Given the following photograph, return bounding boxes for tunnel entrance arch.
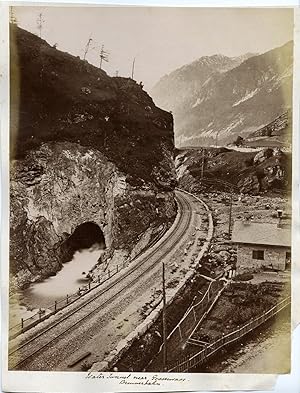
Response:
[63,222,106,262]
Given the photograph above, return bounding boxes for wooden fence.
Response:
[168,296,291,372]
[146,278,226,370]
[166,279,225,345]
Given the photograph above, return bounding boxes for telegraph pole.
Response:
[162,262,167,371]
[201,149,205,179]
[228,187,233,235]
[201,178,235,236]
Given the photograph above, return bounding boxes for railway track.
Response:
[9,190,196,370]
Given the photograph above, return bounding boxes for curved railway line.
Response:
[9,190,198,370]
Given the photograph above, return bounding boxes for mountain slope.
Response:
[239,110,292,149]
[152,42,292,147]
[151,53,254,115]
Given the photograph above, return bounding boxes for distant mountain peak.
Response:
[152,42,292,148]
[151,51,255,113]
[233,52,258,61]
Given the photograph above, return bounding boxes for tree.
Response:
[36,13,45,38]
[9,7,18,24]
[131,57,135,79]
[99,45,109,69]
[83,36,93,60]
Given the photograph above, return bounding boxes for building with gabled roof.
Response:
[232,220,291,272]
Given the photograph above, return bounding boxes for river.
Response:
[10,245,104,324]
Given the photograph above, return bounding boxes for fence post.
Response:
[55,301,57,312]
[193,308,197,323]
[21,318,24,329]
[66,294,69,305]
[116,265,119,273]
[108,270,110,278]
[89,280,91,290]
[98,275,101,284]
[39,308,42,320]
[178,325,183,340]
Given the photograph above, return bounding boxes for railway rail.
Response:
[9,190,197,370]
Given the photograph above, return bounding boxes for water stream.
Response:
[10,245,104,323]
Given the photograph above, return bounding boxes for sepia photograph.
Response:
[2,3,296,387]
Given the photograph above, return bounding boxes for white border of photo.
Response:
[1,2,299,393]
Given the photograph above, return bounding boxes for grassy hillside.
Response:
[10,25,174,187]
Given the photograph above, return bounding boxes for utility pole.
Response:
[203,178,235,236]
[162,262,167,371]
[131,57,136,80]
[115,70,119,77]
[201,149,205,179]
[228,187,233,235]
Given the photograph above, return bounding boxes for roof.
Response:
[232,220,291,247]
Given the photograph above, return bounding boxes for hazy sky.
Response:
[14,6,293,91]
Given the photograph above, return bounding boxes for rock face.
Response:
[151,54,254,115]
[152,42,292,147]
[10,26,177,289]
[176,147,290,195]
[241,111,292,150]
[253,148,274,164]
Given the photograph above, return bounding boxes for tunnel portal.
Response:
[66,222,106,253]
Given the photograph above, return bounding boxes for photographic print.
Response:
[4,3,294,385]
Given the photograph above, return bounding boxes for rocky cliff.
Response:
[176,147,291,195]
[10,26,177,289]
